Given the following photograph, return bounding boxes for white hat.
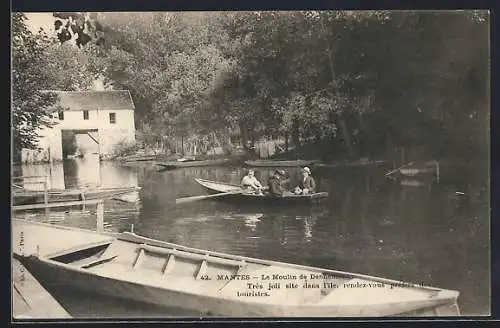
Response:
[303,167,311,174]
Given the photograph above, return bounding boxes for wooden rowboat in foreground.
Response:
[12,186,141,206]
[16,230,460,317]
[194,178,328,205]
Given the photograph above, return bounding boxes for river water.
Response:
[11,154,490,318]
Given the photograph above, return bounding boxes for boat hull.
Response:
[195,178,328,206]
[399,167,436,177]
[315,160,387,169]
[13,225,460,318]
[156,159,235,170]
[121,155,158,162]
[244,160,317,167]
[18,254,460,317]
[12,187,140,206]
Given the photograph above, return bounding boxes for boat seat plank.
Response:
[163,255,175,276]
[81,255,118,269]
[140,244,244,268]
[133,249,145,270]
[195,260,208,280]
[94,240,137,266]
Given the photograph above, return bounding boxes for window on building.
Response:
[58,110,64,120]
[83,110,89,120]
[109,112,116,124]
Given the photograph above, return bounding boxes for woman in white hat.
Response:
[294,166,316,195]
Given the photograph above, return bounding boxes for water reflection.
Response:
[16,154,139,190]
[19,163,65,190]
[11,160,490,316]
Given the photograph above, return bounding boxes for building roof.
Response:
[42,90,135,111]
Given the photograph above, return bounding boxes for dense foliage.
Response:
[12,13,98,157]
[13,10,489,163]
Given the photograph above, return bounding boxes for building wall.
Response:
[56,108,136,155]
[51,108,134,132]
[21,108,135,163]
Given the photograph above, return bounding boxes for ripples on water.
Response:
[12,157,490,317]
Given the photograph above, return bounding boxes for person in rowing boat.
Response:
[268,169,292,197]
[294,166,316,195]
[240,169,263,194]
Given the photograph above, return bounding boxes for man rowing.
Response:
[240,169,263,194]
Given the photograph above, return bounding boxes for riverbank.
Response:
[13,258,71,319]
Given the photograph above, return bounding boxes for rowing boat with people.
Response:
[15,228,461,317]
[192,178,328,205]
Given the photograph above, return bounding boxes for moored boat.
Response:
[315,159,387,169]
[12,186,141,206]
[194,178,328,205]
[244,160,318,167]
[120,154,158,162]
[399,167,437,177]
[16,230,461,317]
[155,159,235,170]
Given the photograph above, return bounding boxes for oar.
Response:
[385,161,414,176]
[176,190,242,204]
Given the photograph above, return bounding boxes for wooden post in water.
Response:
[436,161,440,183]
[96,201,104,232]
[43,177,49,217]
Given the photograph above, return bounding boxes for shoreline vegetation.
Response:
[12,12,488,176]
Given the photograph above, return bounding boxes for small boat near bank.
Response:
[315,159,387,169]
[119,154,158,162]
[155,158,237,170]
[16,229,460,317]
[399,161,439,178]
[244,160,318,167]
[194,178,328,205]
[12,186,141,206]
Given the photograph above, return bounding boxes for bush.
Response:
[110,140,140,158]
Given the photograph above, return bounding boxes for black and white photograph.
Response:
[11,10,490,319]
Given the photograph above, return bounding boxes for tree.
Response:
[12,13,60,155]
[86,12,234,145]
[12,13,102,159]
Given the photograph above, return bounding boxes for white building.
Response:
[21,90,136,163]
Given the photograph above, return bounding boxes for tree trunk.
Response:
[320,16,354,159]
[356,113,367,158]
[292,119,300,159]
[339,117,354,159]
[181,135,184,156]
[292,119,300,148]
[239,120,248,150]
[284,132,289,152]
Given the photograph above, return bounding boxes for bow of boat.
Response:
[18,229,460,317]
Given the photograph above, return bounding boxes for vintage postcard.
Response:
[11,10,490,320]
